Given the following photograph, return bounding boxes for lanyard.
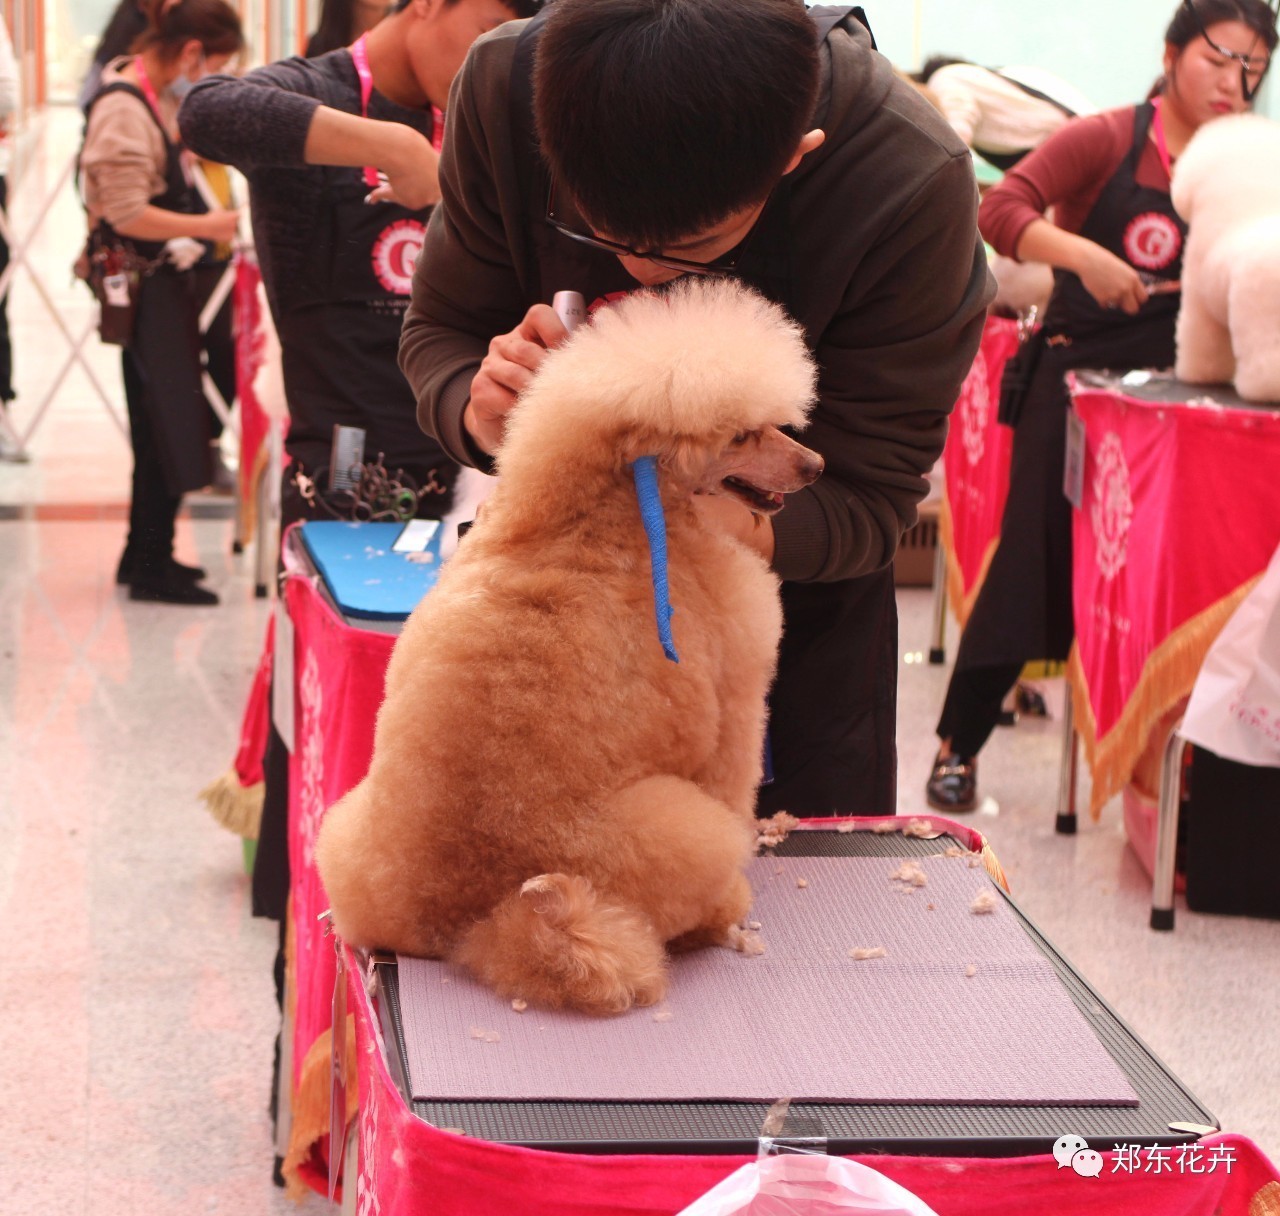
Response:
[350,34,445,189]
[133,55,167,128]
[1151,97,1174,182]
[350,35,381,188]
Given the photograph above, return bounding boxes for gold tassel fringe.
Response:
[197,769,264,840]
[282,1014,359,1199]
[1070,577,1262,818]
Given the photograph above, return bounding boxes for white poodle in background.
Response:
[1171,113,1280,403]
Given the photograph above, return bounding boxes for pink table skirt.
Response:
[940,314,1019,626]
[1068,376,1280,814]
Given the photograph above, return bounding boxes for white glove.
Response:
[164,237,204,271]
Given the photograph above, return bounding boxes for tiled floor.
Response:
[1,108,1277,1215]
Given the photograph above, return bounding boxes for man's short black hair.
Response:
[533,0,820,251]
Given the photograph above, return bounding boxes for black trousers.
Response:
[757,568,899,818]
[935,660,1025,759]
[121,347,182,573]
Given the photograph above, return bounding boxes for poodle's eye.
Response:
[732,431,750,445]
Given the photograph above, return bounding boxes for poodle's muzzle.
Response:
[704,426,824,516]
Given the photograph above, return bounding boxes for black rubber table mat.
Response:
[375,829,1216,1157]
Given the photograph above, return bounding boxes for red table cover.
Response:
[282,573,395,1194]
[1068,378,1280,815]
[940,315,1019,626]
[232,255,283,544]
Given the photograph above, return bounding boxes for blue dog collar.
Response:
[630,456,679,663]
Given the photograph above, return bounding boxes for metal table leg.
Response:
[1151,722,1187,931]
[1055,680,1078,834]
[928,531,947,665]
[254,428,282,599]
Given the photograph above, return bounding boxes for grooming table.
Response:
[1066,372,1280,928]
[371,825,1214,1159]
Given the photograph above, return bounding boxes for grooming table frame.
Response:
[370,829,1215,1158]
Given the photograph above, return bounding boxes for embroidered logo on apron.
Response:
[1122,212,1182,271]
[370,219,426,296]
[1090,432,1133,580]
[958,351,991,467]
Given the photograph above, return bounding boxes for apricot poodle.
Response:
[317,278,821,1014]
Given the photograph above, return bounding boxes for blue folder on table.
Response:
[299,520,445,621]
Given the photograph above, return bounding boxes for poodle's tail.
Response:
[452,873,667,1015]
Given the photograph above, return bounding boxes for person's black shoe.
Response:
[116,551,207,585]
[1014,681,1049,717]
[129,571,219,605]
[926,750,978,812]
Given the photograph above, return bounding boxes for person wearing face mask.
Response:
[79,0,243,605]
[926,0,1278,812]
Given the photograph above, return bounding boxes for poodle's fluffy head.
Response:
[496,279,819,494]
[1172,114,1280,225]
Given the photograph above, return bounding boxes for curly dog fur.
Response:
[1173,114,1280,403]
[316,279,821,1014]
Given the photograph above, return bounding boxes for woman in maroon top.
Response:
[928,0,1278,812]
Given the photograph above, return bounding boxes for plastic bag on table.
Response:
[1182,541,1280,768]
[676,1142,941,1216]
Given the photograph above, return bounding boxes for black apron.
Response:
[276,85,453,506]
[956,103,1184,670]
[89,82,215,496]
[506,9,900,816]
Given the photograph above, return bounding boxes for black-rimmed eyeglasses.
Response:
[1182,0,1273,101]
[544,183,749,277]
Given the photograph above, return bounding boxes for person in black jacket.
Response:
[398,0,994,819]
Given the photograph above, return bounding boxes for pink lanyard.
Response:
[133,55,168,129]
[1151,97,1174,182]
[350,34,445,191]
[350,35,381,188]
[134,55,196,185]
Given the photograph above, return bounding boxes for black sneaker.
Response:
[129,572,219,605]
[926,750,978,812]
[116,552,207,586]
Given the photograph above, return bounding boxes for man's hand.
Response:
[692,493,775,563]
[303,108,441,210]
[365,124,440,209]
[465,304,570,454]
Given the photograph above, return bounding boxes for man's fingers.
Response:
[518,302,571,349]
[490,330,553,378]
[478,348,537,397]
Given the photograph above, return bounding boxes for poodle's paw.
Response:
[725,923,767,956]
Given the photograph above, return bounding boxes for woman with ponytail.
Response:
[79,0,243,604]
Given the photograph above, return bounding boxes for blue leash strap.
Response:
[630,456,679,663]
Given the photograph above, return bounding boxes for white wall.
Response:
[858,0,1276,120]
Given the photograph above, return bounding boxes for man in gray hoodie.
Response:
[400,0,994,816]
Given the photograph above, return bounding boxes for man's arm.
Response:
[773,150,993,584]
[399,34,533,473]
[179,60,438,207]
